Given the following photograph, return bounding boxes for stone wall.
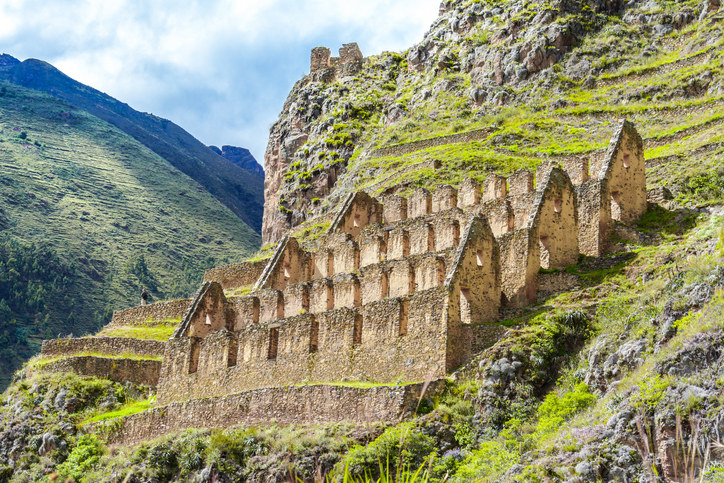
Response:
[41,337,165,358]
[158,287,450,404]
[526,168,579,269]
[369,129,493,159]
[310,43,364,81]
[109,299,190,328]
[39,356,161,386]
[598,119,647,224]
[203,260,269,289]
[105,381,443,446]
[498,228,540,307]
[154,122,647,413]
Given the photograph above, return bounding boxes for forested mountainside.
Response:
[0,55,265,232]
[0,81,260,387]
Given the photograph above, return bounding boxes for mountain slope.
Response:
[262,0,723,243]
[0,81,260,385]
[209,145,264,177]
[0,56,265,232]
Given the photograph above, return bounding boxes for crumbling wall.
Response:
[109,299,189,328]
[108,381,444,446]
[255,237,313,291]
[174,282,231,339]
[329,191,382,239]
[527,167,579,269]
[598,120,647,224]
[497,227,540,307]
[41,338,165,359]
[203,260,269,289]
[40,356,161,387]
[576,179,611,257]
[310,43,364,81]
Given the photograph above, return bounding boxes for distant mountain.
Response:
[0,80,261,386]
[0,55,264,232]
[209,145,264,177]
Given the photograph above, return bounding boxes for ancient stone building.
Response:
[40,120,647,438]
[158,199,503,403]
[310,43,364,82]
[155,119,646,404]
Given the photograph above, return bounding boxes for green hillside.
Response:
[0,58,265,232]
[0,81,260,385]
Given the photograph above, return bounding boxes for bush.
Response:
[536,383,596,434]
[451,440,519,482]
[56,435,104,482]
[205,428,267,474]
[336,422,435,480]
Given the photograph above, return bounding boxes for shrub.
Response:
[205,428,267,474]
[56,434,105,482]
[536,383,596,434]
[452,440,520,481]
[336,422,435,480]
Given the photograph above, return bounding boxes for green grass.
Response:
[83,397,155,423]
[298,380,423,389]
[97,325,176,341]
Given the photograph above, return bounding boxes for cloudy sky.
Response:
[0,0,440,164]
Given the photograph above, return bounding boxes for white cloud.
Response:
[1,0,440,161]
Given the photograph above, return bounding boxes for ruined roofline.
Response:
[444,215,496,287]
[328,190,381,234]
[253,235,293,292]
[524,166,578,230]
[598,119,643,181]
[172,281,217,339]
[310,43,364,79]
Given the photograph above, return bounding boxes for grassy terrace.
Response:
[96,324,177,341]
[27,352,162,370]
[337,20,723,201]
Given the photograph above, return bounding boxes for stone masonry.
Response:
[41,120,646,435]
[310,43,364,82]
[157,119,646,404]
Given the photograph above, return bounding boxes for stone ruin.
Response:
[310,43,364,82]
[38,120,646,438]
[156,120,645,405]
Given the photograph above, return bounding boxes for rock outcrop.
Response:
[209,145,264,177]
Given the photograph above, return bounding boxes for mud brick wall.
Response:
[40,356,161,386]
[41,337,165,358]
[109,300,189,328]
[106,381,444,446]
[203,260,269,289]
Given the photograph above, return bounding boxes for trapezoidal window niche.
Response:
[309,320,319,353]
[268,328,279,360]
[227,337,238,367]
[189,339,200,374]
[460,287,473,325]
[352,313,363,345]
[399,300,410,336]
